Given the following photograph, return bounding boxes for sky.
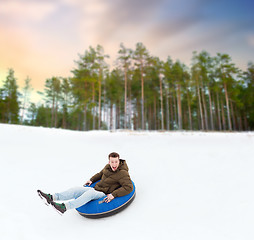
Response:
[0,0,254,102]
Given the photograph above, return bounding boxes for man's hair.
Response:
[108,152,120,159]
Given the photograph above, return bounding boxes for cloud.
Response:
[74,0,206,62]
[144,15,204,47]
[63,0,166,46]
[69,0,210,55]
[91,0,166,42]
[247,35,254,47]
[0,0,57,22]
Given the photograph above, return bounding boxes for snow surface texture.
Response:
[0,123,254,240]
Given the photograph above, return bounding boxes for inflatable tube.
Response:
[76,181,136,218]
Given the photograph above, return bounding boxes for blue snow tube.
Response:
[76,181,136,218]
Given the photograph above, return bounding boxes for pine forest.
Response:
[1,43,254,131]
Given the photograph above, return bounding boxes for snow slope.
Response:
[0,123,254,240]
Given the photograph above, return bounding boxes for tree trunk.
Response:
[54,101,58,128]
[141,62,145,130]
[201,81,208,130]
[230,100,236,131]
[208,88,214,130]
[137,99,141,129]
[177,83,182,130]
[51,96,55,128]
[212,97,216,131]
[92,82,95,130]
[103,77,106,125]
[148,106,152,130]
[83,104,87,131]
[124,66,127,129]
[128,77,132,129]
[186,89,192,130]
[166,85,170,130]
[223,82,232,131]
[117,100,121,129]
[238,112,243,131]
[183,106,188,129]
[221,96,226,130]
[197,80,204,130]
[216,91,222,131]
[133,109,137,130]
[110,102,113,130]
[159,75,164,130]
[244,114,248,130]
[173,87,177,129]
[154,95,157,130]
[98,68,102,129]
[62,106,66,129]
[197,103,201,130]
[21,91,27,124]
[169,90,174,130]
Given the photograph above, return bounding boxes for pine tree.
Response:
[164,57,174,130]
[61,78,72,129]
[243,62,254,129]
[96,45,109,129]
[118,43,133,129]
[0,88,6,122]
[171,61,185,130]
[105,68,124,130]
[215,53,239,131]
[2,69,20,123]
[21,76,33,123]
[71,46,100,130]
[133,42,149,130]
[27,103,37,125]
[44,77,61,127]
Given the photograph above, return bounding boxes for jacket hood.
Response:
[119,159,129,171]
[106,159,129,172]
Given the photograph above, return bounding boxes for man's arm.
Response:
[84,168,104,186]
[90,169,103,183]
[111,171,133,198]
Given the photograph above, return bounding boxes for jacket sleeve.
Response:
[90,169,103,183]
[111,171,133,198]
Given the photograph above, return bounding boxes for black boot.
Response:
[37,190,53,205]
[51,201,67,215]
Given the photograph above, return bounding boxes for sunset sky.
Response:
[0,0,254,102]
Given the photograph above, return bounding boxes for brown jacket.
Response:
[90,159,133,198]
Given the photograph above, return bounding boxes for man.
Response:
[37,152,133,215]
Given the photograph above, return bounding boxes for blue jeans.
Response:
[53,187,106,210]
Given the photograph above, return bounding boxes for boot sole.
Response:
[37,190,51,206]
[51,203,64,216]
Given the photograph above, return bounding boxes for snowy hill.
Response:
[1,123,254,240]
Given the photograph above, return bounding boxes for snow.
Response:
[0,123,254,240]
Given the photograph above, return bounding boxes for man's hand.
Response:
[83,180,92,187]
[104,194,114,203]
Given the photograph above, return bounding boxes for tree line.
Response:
[1,43,254,131]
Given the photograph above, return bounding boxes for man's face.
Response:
[109,157,120,171]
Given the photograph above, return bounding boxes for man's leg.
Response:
[63,188,106,210]
[51,187,105,214]
[53,187,91,202]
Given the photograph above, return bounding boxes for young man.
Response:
[38,152,133,215]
